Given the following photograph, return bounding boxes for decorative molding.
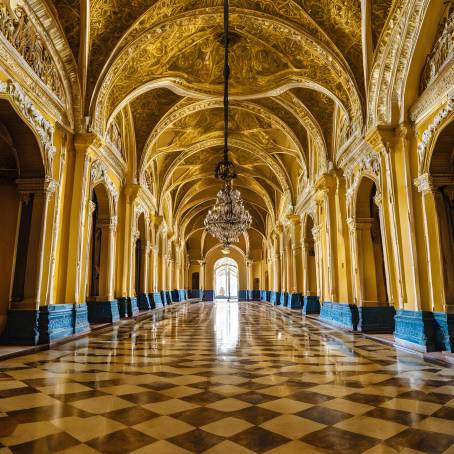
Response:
[420,3,454,93]
[417,95,454,169]
[90,159,119,212]
[414,173,434,194]
[0,79,55,174]
[410,63,454,123]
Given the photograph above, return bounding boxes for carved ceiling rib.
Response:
[139,99,306,172]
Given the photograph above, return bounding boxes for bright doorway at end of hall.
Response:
[214,257,238,300]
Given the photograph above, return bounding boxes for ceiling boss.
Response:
[204,0,252,254]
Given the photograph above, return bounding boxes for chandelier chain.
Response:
[204,0,252,249]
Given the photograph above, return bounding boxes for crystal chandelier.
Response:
[204,0,252,250]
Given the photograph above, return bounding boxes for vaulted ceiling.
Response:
[51,0,395,248]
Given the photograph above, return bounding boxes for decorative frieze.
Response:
[0,3,64,101]
[420,3,454,92]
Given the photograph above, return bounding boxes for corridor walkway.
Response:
[0,302,453,453]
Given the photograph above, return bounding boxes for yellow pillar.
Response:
[415,174,446,312]
[64,136,92,305]
[15,178,56,309]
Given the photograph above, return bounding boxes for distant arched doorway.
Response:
[88,184,112,301]
[214,257,238,300]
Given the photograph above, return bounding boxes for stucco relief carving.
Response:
[90,159,119,212]
[368,0,429,127]
[0,79,55,174]
[0,2,64,101]
[106,121,124,159]
[420,2,454,92]
[345,150,382,217]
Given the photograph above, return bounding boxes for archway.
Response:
[0,100,45,333]
[214,257,239,300]
[88,183,112,300]
[355,177,388,305]
[428,119,454,309]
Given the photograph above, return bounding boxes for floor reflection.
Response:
[0,301,453,453]
[214,300,239,354]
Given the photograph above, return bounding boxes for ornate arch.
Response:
[90,159,119,216]
[0,79,55,176]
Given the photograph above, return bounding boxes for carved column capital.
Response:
[414,173,435,194]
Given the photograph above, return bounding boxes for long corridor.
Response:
[0,302,454,454]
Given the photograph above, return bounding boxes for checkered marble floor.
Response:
[0,301,454,454]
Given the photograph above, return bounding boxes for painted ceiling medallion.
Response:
[204,0,252,249]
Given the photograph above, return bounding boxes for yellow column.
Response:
[288,215,302,293]
[198,260,206,292]
[415,174,446,312]
[65,136,92,304]
[246,259,253,293]
[152,246,159,292]
[312,225,323,300]
[80,200,96,304]
[96,217,117,301]
[15,178,56,309]
[316,174,338,302]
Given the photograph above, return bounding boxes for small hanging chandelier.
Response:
[204,0,252,251]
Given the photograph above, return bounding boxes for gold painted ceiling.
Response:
[49,0,395,250]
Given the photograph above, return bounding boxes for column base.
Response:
[320,302,396,333]
[146,293,155,309]
[203,290,214,301]
[74,303,90,334]
[1,303,91,345]
[249,290,261,301]
[165,291,172,304]
[279,292,289,307]
[189,290,202,299]
[178,290,186,301]
[303,296,320,314]
[358,306,395,333]
[434,312,454,352]
[270,291,280,306]
[138,293,151,311]
[160,291,168,305]
[288,293,302,309]
[171,290,180,302]
[260,290,266,302]
[239,290,248,301]
[151,292,164,309]
[394,310,454,352]
[87,300,120,324]
[320,302,359,330]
